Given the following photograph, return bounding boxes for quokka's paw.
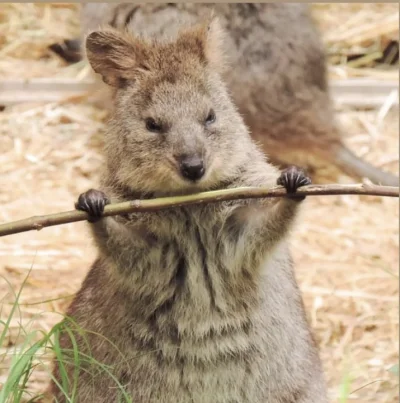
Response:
[75,189,110,222]
[277,166,312,201]
[48,39,82,64]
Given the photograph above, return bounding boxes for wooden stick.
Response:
[0,184,398,238]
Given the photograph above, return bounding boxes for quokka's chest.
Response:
[127,217,260,334]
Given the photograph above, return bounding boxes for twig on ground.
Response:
[0,183,398,238]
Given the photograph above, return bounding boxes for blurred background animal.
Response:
[50,3,399,187]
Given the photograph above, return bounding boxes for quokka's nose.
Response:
[179,156,205,181]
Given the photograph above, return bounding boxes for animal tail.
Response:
[331,143,399,186]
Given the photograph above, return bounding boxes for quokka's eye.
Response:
[145,118,163,133]
[205,109,216,125]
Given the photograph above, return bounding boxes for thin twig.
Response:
[0,183,398,238]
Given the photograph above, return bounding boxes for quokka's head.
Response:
[86,18,256,194]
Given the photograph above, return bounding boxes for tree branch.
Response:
[0,183,398,238]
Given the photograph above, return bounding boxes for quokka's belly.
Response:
[118,346,265,403]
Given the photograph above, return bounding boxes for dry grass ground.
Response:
[0,3,398,402]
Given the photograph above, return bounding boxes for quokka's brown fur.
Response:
[49,16,328,403]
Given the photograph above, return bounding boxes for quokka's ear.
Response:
[204,16,228,71]
[177,16,228,72]
[85,27,150,87]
